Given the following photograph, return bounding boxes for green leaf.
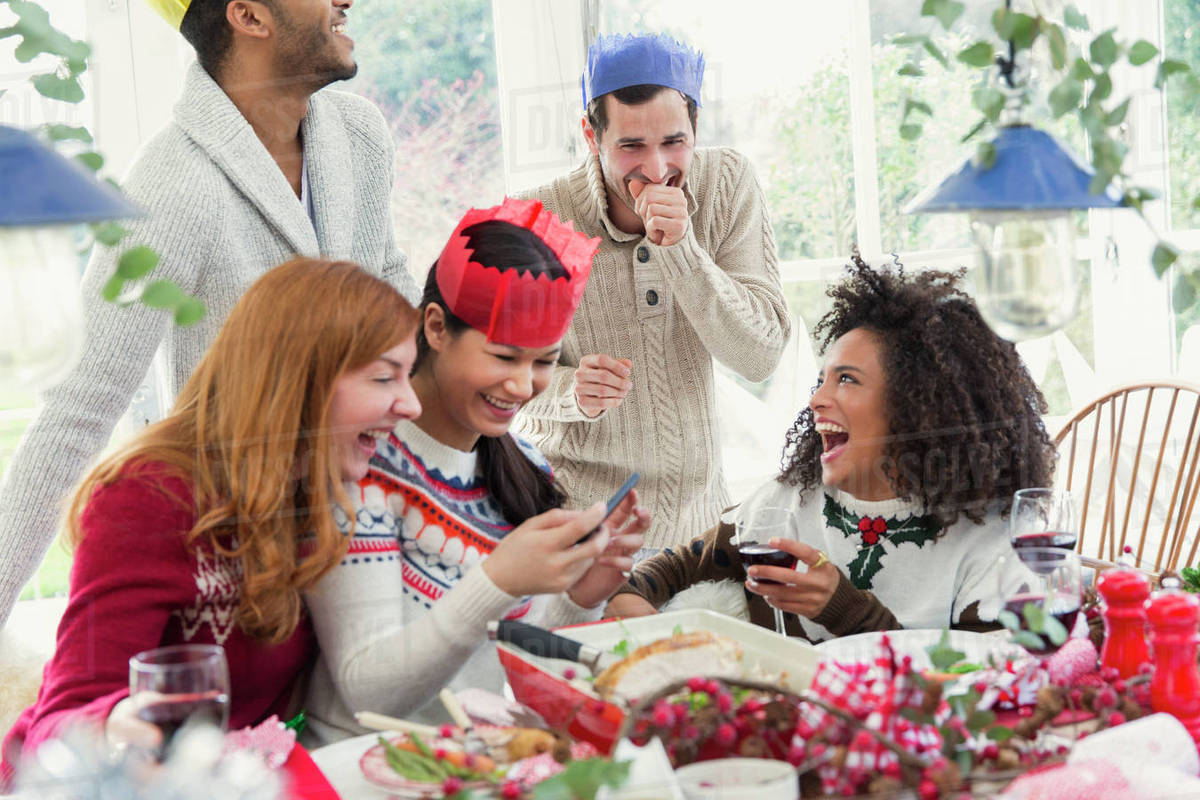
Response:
[90,221,127,247]
[1105,98,1131,126]
[975,141,997,169]
[1152,242,1180,277]
[997,609,1020,631]
[958,41,995,67]
[1155,59,1192,90]
[1010,13,1038,50]
[904,98,933,118]
[971,86,1006,121]
[987,725,1015,742]
[898,63,925,77]
[31,73,84,103]
[846,543,885,589]
[1022,602,1046,631]
[116,245,159,280]
[1071,57,1095,81]
[612,639,629,658]
[101,273,125,302]
[922,0,965,30]
[1089,30,1120,68]
[172,297,206,327]
[966,709,997,730]
[923,39,949,68]
[960,117,990,143]
[899,123,923,141]
[1048,78,1083,117]
[532,758,631,800]
[43,123,91,144]
[1128,40,1159,66]
[140,280,186,309]
[1011,629,1045,650]
[892,34,930,46]
[1064,5,1089,30]
[1046,24,1067,70]
[992,8,1015,40]
[1042,615,1069,646]
[926,630,968,671]
[1090,72,1113,103]
[75,152,103,172]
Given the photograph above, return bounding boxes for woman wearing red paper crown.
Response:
[303,198,650,743]
[605,255,1055,640]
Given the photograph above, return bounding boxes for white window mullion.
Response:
[848,0,883,256]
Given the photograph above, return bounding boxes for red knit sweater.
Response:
[1,463,314,781]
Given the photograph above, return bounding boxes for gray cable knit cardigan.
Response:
[517,148,791,549]
[0,63,418,625]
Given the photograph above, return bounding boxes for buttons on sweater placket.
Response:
[634,244,666,318]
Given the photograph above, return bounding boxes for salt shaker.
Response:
[1097,568,1151,679]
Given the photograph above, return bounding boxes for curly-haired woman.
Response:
[604,255,1055,639]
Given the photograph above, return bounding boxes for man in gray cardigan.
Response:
[518,34,790,552]
[0,0,419,625]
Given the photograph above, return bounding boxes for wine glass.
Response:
[1009,488,1078,554]
[129,644,231,757]
[735,505,799,636]
[997,546,1083,655]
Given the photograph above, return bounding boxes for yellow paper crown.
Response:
[145,0,189,30]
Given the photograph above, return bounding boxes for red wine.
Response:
[1003,594,1080,654]
[738,543,798,584]
[1011,531,1078,550]
[136,691,229,752]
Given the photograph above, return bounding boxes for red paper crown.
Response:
[436,198,599,348]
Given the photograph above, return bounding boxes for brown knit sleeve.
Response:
[811,570,903,636]
[616,519,745,607]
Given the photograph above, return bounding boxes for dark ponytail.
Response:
[416,220,569,525]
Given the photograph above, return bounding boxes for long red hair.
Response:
[66,258,419,643]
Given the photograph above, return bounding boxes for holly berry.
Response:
[918,778,939,799]
[439,724,455,739]
[705,679,722,695]
[716,692,733,712]
[562,667,577,680]
[1107,711,1127,727]
[500,780,524,799]
[716,722,737,747]
[686,676,707,692]
[441,777,464,795]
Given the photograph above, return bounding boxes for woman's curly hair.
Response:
[779,252,1055,526]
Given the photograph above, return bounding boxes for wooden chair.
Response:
[1054,380,1200,582]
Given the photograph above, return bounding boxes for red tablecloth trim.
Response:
[283,743,340,800]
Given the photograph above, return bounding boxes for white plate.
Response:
[814,629,1024,673]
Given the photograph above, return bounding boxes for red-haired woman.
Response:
[2,258,421,781]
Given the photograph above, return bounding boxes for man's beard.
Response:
[274,16,357,89]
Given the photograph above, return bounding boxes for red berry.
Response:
[918,778,939,799]
[1095,687,1118,708]
[1056,745,1070,756]
[883,761,902,778]
[982,743,999,760]
[716,722,737,747]
[652,706,674,727]
[1138,662,1155,676]
[562,667,577,680]
[442,777,464,795]
[438,724,455,738]
[434,748,448,760]
[743,697,764,713]
[687,676,707,692]
[1100,666,1119,682]
[501,780,524,799]
[1113,679,1127,693]
[705,679,721,695]
[717,692,733,712]
[810,743,827,758]
[1107,711,1127,727]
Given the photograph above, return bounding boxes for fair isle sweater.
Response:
[517,148,791,550]
[0,62,419,627]
[619,479,1020,640]
[303,420,601,745]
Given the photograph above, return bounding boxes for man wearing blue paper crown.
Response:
[0,0,419,627]
[518,33,791,554]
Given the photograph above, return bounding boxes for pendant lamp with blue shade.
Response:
[0,125,142,390]
[906,124,1123,341]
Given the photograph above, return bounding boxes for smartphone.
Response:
[578,472,641,543]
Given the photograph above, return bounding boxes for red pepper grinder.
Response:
[1097,568,1151,678]
[1145,579,1200,746]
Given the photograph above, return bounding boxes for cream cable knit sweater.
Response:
[517,148,791,549]
[0,63,418,626]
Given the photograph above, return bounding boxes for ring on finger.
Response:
[812,550,830,569]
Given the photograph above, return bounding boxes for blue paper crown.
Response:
[582,33,705,109]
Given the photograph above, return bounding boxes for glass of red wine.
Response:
[735,505,799,636]
[1009,488,1078,560]
[129,644,230,758]
[998,546,1083,655]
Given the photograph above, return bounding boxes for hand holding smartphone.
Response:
[578,472,640,544]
